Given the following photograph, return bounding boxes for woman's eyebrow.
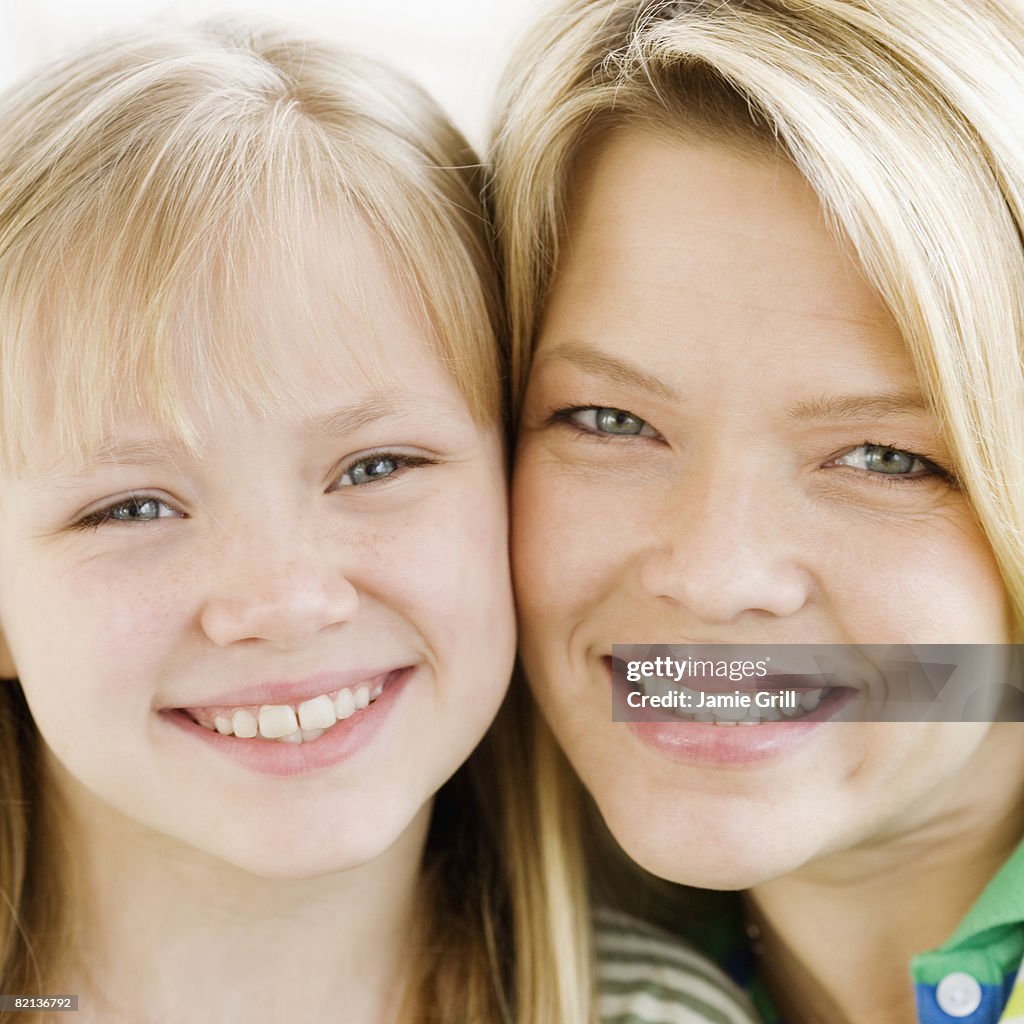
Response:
[787,390,930,423]
[534,341,679,403]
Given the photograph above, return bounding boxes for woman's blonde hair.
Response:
[0,21,590,1022]
[491,0,1024,1001]
[491,0,1024,632]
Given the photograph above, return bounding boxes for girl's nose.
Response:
[199,536,360,650]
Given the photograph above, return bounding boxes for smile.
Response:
[657,685,835,725]
[180,674,390,745]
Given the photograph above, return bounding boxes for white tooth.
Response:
[712,702,748,722]
[782,700,803,717]
[800,689,822,711]
[680,687,700,703]
[214,715,234,736]
[301,728,325,742]
[198,719,216,731]
[695,710,715,722]
[714,719,738,727]
[370,683,384,700]
[334,688,356,720]
[354,685,370,710]
[737,717,760,726]
[298,694,336,731]
[258,704,299,739]
[763,706,782,722]
[233,708,259,738]
[277,730,302,744]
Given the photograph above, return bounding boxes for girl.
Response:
[493,1,1024,1021]
[0,19,528,1023]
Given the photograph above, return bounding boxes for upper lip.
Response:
[168,667,407,710]
[607,655,866,692]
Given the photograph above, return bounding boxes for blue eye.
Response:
[74,494,182,530]
[339,455,400,486]
[335,453,437,488]
[566,407,658,437]
[834,444,942,479]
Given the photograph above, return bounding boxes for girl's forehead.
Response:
[8,212,467,476]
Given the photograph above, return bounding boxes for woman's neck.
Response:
[748,724,1024,1024]
[57,769,430,1024]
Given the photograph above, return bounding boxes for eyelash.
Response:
[71,494,181,532]
[547,404,662,442]
[70,451,440,531]
[330,451,439,489]
[828,441,957,488]
[547,405,955,487]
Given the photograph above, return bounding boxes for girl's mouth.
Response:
[178,672,392,745]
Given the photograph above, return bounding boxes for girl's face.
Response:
[0,213,515,878]
[513,128,1016,888]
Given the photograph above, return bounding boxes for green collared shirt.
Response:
[711,837,1024,1023]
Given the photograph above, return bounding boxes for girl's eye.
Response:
[832,444,944,479]
[566,407,658,437]
[334,453,436,488]
[74,495,182,530]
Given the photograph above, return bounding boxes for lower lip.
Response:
[160,667,413,776]
[605,659,856,766]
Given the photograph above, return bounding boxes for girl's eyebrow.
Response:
[32,393,462,487]
[33,437,198,487]
[302,394,432,438]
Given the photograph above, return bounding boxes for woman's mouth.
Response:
[649,684,843,725]
[178,672,392,745]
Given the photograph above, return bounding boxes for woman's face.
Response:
[0,212,515,879]
[513,128,1015,888]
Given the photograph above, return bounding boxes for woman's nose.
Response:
[638,467,812,626]
[199,527,360,651]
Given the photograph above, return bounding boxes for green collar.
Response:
[912,837,1024,987]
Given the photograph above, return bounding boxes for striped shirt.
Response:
[596,908,761,1024]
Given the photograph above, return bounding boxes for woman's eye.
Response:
[567,407,657,437]
[74,495,182,530]
[334,453,436,488]
[833,444,941,478]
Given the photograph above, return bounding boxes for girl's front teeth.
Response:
[196,682,385,743]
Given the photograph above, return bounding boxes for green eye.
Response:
[835,444,932,477]
[571,407,656,437]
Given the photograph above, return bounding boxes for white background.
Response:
[0,0,545,148]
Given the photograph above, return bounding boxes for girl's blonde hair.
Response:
[491,0,1024,1001]
[0,21,590,1022]
[0,20,504,470]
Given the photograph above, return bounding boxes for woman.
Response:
[492,1,1024,1021]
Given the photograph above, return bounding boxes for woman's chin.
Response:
[600,802,821,892]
